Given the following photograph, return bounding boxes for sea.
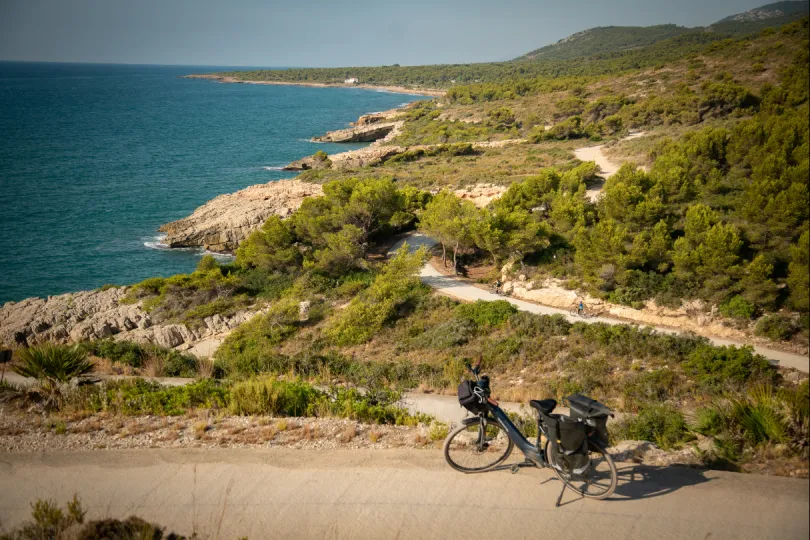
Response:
[0,62,425,304]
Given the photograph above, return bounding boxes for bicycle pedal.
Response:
[510,464,520,474]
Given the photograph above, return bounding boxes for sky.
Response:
[0,0,787,67]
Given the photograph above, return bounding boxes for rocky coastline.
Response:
[158,179,322,253]
[0,286,262,355]
[183,74,445,97]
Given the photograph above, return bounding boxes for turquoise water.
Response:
[0,62,423,304]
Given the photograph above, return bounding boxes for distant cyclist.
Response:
[570,298,586,317]
[492,279,502,295]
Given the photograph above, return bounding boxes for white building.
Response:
[344,77,359,84]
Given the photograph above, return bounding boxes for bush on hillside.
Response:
[454,300,517,329]
[683,345,775,389]
[754,314,798,342]
[612,403,690,449]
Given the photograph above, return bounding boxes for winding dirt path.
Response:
[574,132,646,202]
[391,234,809,373]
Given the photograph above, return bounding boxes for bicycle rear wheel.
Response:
[444,420,514,473]
[568,307,579,317]
[545,440,617,499]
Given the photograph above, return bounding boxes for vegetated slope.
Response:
[711,1,809,34]
[301,18,809,335]
[515,25,693,61]
[214,31,727,88]
[515,2,809,62]
[203,3,806,90]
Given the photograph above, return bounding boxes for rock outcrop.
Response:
[0,287,261,356]
[328,145,405,169]
[282,155,332,171]
[158,179,322,252]
[312,122,400,143]
[453,184,508,208]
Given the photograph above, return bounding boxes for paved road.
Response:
[0,448,806,539]
[392,234,809,373]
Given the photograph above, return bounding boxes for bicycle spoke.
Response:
[444,422,514,472]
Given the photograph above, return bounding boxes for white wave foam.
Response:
[143,234,169,250]
[203,250,236,261]
[262,166,285,171]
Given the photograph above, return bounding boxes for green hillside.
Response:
[515,25,693,61]
[710,1,809,35]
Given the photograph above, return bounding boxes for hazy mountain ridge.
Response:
[514,1,809,62]
[717,0,809,22]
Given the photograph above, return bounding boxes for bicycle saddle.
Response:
[529,399,557,415]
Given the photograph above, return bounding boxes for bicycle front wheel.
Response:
[545,440,617,499]
[568,308,579,317]
[444,420,514,473]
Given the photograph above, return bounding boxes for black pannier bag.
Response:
[555,416,590,473]
[558,416,587,452]
[458,380,486,414]
[567,393,612,446]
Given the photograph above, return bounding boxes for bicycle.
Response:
[443,361,617,506]
[568,302,595,319]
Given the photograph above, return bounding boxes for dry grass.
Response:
[195,357,215,379]
[276,419,288,431]
[303,141,576,190]
[338,424,357,443]
[141,355,165,378]
[193,420,209,439]
[368,430,382,443]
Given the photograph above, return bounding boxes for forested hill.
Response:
[514,2,808,62]
[712,1,809,34]
[202,4,808,90]
[515,25,693,61]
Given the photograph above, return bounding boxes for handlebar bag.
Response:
[458,380,487,413]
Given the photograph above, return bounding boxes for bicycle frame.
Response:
[462,402,549,468]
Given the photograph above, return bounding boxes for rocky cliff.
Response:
[312,122,401,143]
[158,179,322,252]
[0,287,261,353]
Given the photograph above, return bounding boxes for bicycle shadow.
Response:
[488,461,714,507]
[609,464,713,501]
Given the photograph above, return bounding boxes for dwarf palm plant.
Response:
[12,344,94,408]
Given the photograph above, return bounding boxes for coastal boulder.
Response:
[312,122,398,143]
[158,179,322,253]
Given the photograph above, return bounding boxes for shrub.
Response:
[215,298,303,378]
[227,377,429,425]
[428,421,450,441]
[229,377,320,417]
[719,295,756,319]
[68,378,228,416]
[754,314,797,342]
[695,384,796,458]
[507,312,571,337]
[2,496,188,540]
[454,300,517,329]
[683,345,774,389]
[613,403,689,450]
[326,247,428,345]
[622,369,678,409]
[80,339,144,368]
[80,339,198,377]
[409,318,476,349]
[12,344,94,409]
